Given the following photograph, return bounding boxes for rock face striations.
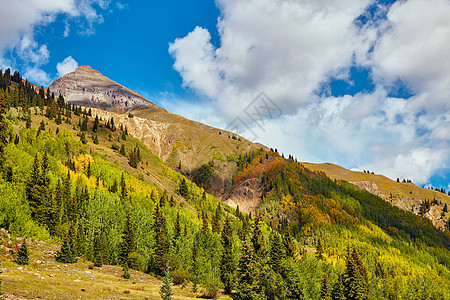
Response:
[49,66,164,112]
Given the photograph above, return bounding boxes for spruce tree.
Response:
[235,239,257,298]
[178,178,188,199]
[343,247,369,300]
[444,203,448,213]
[92,115,99,133]
[119,212,135,266]
[220,216,234,294]
[251,215,265,256]
[160,264,174,300]
[15,242,30,265]
[174,212,181,240]
[120,173,127,200]
[332,274,345,300]
[320,274,331,300]
[93,234,103,267]
[56,240,76,263]
[316,238,324,260]
[269,231,284,272]
[192,240,199,292]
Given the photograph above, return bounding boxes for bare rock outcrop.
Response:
[49,66,164,112]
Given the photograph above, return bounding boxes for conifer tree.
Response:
[212,203,222,233]
[269,231,283,272]
[93,234,103,267]
[26,154,41,219]
[15,242,30,265]
[119,144,126,156]
[444,203,448,213]
[192,240,199,292]
[120,173,128,200]
[251,215,264,256]
[160,263,174,300]
[178,178,188,199]
[92,115,99,133]
[119,212,135,265]
[235,239,257,298]
[320,274,331,300]
[25,114,31,129]
[343,247,369,300]
[174,212,181,240]
[122,263,131,279]
[56,240,76,263]
[220,216,234,294]
[316,238,324,260]
[332,274,345,300]
[153,205,169,274]
[282,232,296,258]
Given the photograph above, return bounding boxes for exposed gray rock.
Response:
[49,66,164,113]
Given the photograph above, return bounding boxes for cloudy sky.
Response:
[1,0,449,189]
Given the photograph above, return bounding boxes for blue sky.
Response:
[0,0,449,191]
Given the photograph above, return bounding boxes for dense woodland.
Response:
[0,69,449,299]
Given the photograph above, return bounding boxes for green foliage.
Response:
[15,242,30,265]
[160,264,174,300]
[193,160,214,189]
[56,240,76,263]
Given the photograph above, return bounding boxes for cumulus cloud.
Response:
[170,0,450,185]
[0,0,112,85]
[57,56,78,77]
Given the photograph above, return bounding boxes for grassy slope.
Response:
[302,162,450,227]
[1,237,230,300]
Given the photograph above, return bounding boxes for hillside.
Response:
[49,66,263,205]
[0,69,449,299]
[302,162,450,230]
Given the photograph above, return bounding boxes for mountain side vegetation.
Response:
[0,69,449,299]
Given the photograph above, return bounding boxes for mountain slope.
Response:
[302,162,450,229]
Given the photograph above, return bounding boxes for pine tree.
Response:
[178,178,188,199]
[56,240,76,263]
[269,231,284,272]
[122,263,131,279]
[120,173,128,200]
[343,247,369,300]
[92,115,99,133]
[119,212,135,265]
[251,215,264,256]
[444,203,448,213]
[212,203,222,233]
[316,238,324,260]
[26,154,41,219]
[153,205,169,274]
[160,263,174,300]
[25,114,31,128]
[332,274,345,300]
[320,274,331,300]
[174,212,181,240]
[93,234,103,267]
[119,144,126,156]
[235,239,257,298]
[15,242,30,265]
[220,216,234,294]
[192,240,199,292]
[282,231,296,258]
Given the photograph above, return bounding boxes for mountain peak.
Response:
[50,66,165,113]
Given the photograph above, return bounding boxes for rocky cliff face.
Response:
[49,66,164,112]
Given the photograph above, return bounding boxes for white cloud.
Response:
[57,56,78,77]
[169,0,374,120]
[0,0,111,85]
[170,0,450,185]
[24,66,52,86]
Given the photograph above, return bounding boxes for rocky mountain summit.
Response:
[49,66,164,112]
